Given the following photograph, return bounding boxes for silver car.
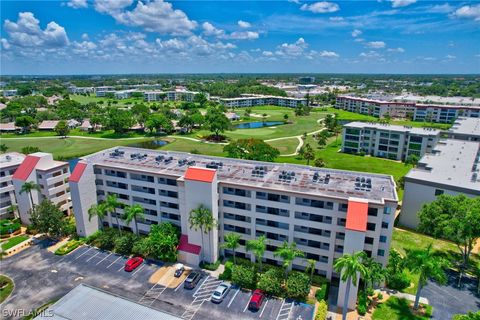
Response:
[210,282,231,303]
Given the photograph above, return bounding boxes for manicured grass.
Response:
[161,137,226,157]
[372,296,432,320]
[0,275,14,303]
[1,137,155,160]
[1,235,29,251]
[319,107,378,121]
[1,128,147,139]
[267,138,300,155]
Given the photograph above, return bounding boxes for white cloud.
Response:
[387,47,405,53]
[1,39,11,50]
[288,0,301,4]
[67,0,88,9]
[226,31,259,40]
[318,50,339,58]
[262,51,274,57]
[329,17,344,22]
[445,54,456,59]
[96,0,197,36]
[428,4,453,14]
[451,5,480,21]
[238,20,251,28]
[202,22,224,37]
[354,38,365,43]
[423,57,436,61]
[276,37,308,57]
[351,29,362,37]
[359,51,383,59]
[366,41,386,49]
[390,0,417,8]
[3,12,69,48]
[300,2,340,13]
[81,33,89,40]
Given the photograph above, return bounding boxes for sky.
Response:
[1,0,479,75]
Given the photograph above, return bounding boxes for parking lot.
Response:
[1,240,314,320]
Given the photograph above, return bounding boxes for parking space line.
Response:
[107,255,122,268]
[227,288,240,308]
[96,252,112,265]
[131,264,146,276]
[74,246,92,260]
[193,276,210,296]
[259,299,269,318]
[117,264,125,272]
[243,294,251,312]
[174,276,188,292]
[86,251,100,262]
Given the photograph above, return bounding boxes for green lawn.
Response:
[372,296,432,320]
[1,235,29,251]
[267,138,300,155]
[1,137,154,160]
[0,275,14,303]
[1,128,147,139]
[161,137,226,157]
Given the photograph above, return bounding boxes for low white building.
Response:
[2,89,18,97]
[448,117,480,142]
[12,152,72,224]
[220,95,307,108]
[144,90,208,102]
[0,153,26,218]
[400,139,480,229]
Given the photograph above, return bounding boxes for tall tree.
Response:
[418,194,480,286]
[300,143,315,165]
[30,199,67,238]
[306,258,317,283]
[361,257,386,289]
[405,244,448,309]
[54,120,70,138]
[19,181,40,214]
[224,138,280,162]
[246,235,267,272]
[0,144,8,153]
[123,204,145,235]
[274,241,305,279]
[15,116,35,133]
[189,205,217,263]
[221,233,241,265]
[104,194,122,232]
[204,107,230,140]
[334,251,368,320]
[88,202,107,231]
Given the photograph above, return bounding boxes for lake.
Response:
[235,121,285,129]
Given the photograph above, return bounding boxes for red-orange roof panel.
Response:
[177,234,201,255]
[69,162,87,183]
[12,155,40,181]
[345,200,368,232]
[184,167,216,183]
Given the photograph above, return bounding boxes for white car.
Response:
[174,263,185,277]
[210,282,231,303]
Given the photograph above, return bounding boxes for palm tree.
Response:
[88,202,107,231]
[123,204,145,235]
[104,194,122,232]
[405,244,448,310]
[334,251,368,320]
[306,258,317,283]
[189,205,217,263]
[387,249,404,274]
[246,235,267,272]
[274,241,305,279]
[19,181,40,214]
[361,257,386,290]
[221,233,241,264]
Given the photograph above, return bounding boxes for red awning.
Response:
[177,234,201,255]
[345,200,368,232]
[69,162,87,183]
[184,167,216,183]
[12,155,40,181]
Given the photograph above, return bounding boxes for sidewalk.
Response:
[375,289,429,305]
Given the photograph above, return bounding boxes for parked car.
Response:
[248,289,265,311]
[174,263,185,278]
[210,282,231,303]
[124,257,143,272]
[184,271,201,289]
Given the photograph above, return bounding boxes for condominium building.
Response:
[12,153,72,224]
[143,90,208,102]
[2,89,18,97]
[0,153,26,219]
[68,86,95,94]
[69,146,398,309]
[335,96,480,123]
[448,117,480,141]
[400,139,480,229]
[342,122,441,161]
[219,95,307,108]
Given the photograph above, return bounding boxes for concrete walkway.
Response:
[375,289,429,305]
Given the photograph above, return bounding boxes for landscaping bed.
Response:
[1,235,30,251]
[0,275,14,303]
[0,219,21,236]
[372,296,432,320]
[54,239,84,255]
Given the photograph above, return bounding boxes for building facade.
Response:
[335,96,480,123]
[143,90,208,102]
[448,117,480,142]
[342,122,441,161]
[219,95,307,108]
[69,147,398,309]
[400,139,480,229]
[12,153,72,224]
[0,153,26,219]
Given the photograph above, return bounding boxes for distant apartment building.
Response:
[219,95,307,108]
[342,122,440,161]
[298,76,316,84]
[68,86,95,94]
[69,146,398,309]
[335,95,480,123]
[95,86,116,97]
[2,89,18,97]
[400,139,480,229]
[12,153,72,224]
[114,89,139,100]
[0,153,26,219]
[448,117,480,142]
[144,90,208,102]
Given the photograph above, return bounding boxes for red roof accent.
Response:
[345,200,368,232]
[184,167,216,183]
[69,162,87,183]
[177,234,201,255]
[12,155,40,181]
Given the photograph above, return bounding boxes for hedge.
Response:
[55,239,84,255]
[232,264,257,290]
[315,300,328,320]
[0,220,21,235]
[219,261,233,280]
[200,259,221,271]
[257,268,284,297]
[286,271,310,301]
[315,282,329,301]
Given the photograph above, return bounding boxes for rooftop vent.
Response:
[109,149,125,158]
[252,165,267,177]
[279,170,295,182]
[155,155,164,162]
[206,161,223,169]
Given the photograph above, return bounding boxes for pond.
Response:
[235,121,285,129]
[127,139,169,149]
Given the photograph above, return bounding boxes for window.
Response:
[367,207,378,216]
[383,207,392,215]
[377,249,385,257]
[367,222,376,231]
[365,237,374,245]
[337,218,346,227]
[381,222,389,229]
[435,189,444,196]
[379,235,387,243]
[339,203,348,212]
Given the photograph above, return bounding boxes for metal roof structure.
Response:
[449,117,480,139]
[344,121,441,136]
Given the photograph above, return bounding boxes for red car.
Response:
[248,289,265,311]
[124,257,143,272]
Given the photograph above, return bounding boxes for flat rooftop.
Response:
[35,284,182,320]
[220,95,306,101]
[82,147,398,204]
[0,152,25,168]
[338,95,480,109]
[449,117,480,138]
[405,139,480,193]
[344,121,441,136]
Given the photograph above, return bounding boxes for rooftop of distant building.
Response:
[80,146,398,204]
[449,117,480,138]
[344,121,441,135]
[0,152,25,168]
[338,94,480,108]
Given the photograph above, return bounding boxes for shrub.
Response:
[357,303,367,316]
[377,292,383,300]
[315,300,328,320]
[387,271,410,291]
[315,282,329,302]
[90,229,117,251]
[85,230,101,244]
[200,259,221,271]
[366,287,375,296]
[0,220,21,235]
[231,264,257,290]
[257,268,284,297]
[219,261,233,280]
[286,271,310,301]
[357,291,370,316]
[132,237,150,257]
[311,274,329,287]
[114,233,138,255]
[55,239,83,255]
